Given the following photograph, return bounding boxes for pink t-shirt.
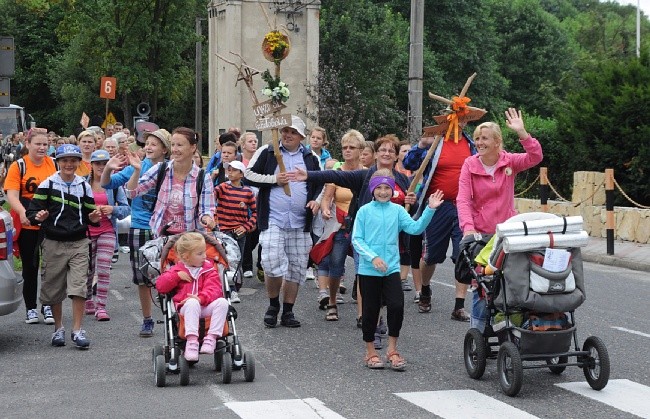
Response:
[88,190,114,236]
[161,178,186,234]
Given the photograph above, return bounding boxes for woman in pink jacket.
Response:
[456,108,543,331]
[155,232,229,361]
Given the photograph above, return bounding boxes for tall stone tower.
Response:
[207,0,321,153]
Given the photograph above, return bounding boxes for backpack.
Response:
[150,162,205,220]
[16,157,58,208]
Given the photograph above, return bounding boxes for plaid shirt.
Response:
[129,161,215,237]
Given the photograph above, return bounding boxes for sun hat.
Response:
[223,160,246,173]
[90,149,110,162]
[143,128,172,156]
[55,144,82,159]
[280,115,306,138]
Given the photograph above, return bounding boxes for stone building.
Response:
[207,0,321,153]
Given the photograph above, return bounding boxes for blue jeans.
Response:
[470,290,488,332]
[317,229,350,279]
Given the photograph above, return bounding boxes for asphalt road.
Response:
[1,252,649,419]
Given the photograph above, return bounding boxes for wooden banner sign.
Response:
[432,108,487,125]
[255,113,292,131]
[253,99,286,118]
[423,125,447,137]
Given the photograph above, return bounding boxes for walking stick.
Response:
[405,135,441,212]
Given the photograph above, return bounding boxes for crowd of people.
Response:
[1,109,542,370]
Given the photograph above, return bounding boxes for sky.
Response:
[615,0,650,16]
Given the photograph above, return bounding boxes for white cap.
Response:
[223,160,246,173]
[280,115,306,138]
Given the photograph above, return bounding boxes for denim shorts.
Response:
[317,229,350,278]
[422,201,462,265]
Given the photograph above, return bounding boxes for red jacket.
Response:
[155,260,223,309]
[457,136,543,235]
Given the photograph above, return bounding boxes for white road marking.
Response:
[611,326,650,339]
[110,289,124,301]
[556,379,650,419]
[225,398,346,419]
[395,390,539,419]
[432,280,455,289]
[210,384,236,404]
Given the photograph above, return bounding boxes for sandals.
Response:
[386,351,406,371]
[325,304,339,321]
[364,354,385,369]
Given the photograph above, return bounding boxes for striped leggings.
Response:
[86,230,117,309]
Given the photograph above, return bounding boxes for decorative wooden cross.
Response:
[423,72,486,141]
[215,50,291,195]
[406,73,486,210]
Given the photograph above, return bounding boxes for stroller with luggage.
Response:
[460,212,609,396]
[139,230,255,387]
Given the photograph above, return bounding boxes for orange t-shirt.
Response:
[76,160,91,177]
[4,156,58,230]
[427,137,471,201]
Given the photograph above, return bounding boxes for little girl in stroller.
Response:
[155,232,229,361]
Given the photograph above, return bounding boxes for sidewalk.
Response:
[581,236,650,272]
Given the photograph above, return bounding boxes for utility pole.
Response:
[636,0,641,58]
[195,17,204,152]
[407,0,424,143]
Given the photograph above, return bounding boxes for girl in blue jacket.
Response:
[352,169,443,371]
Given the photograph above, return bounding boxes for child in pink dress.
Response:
[155,232,229,361]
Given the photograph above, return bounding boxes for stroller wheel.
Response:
[152,344,164,369]
[546,356,568,375]
[464,328,487,379]
[214,350,222,372]
[214,341,227,371]
[243,351,256,382]
[582,336,610,390]
[179,355,190,386]
[154,354,166,388]
[497,342,523,397]
[221,352,232,384]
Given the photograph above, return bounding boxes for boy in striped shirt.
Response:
[214,160,257,301]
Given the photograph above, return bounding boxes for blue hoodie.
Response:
[352,200,435,276]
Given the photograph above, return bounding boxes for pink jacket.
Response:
[155,260,223,309]
[457,136,543,235]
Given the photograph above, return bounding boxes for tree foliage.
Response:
[557,56,650,204]
[3,0,650,204]
[319,0,409,140]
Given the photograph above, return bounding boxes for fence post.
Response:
[605,168,615,255]
[539,167,548,212]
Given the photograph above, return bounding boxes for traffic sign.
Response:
[100,76,117,100]
[101,112,117,129]
[0,78,9,107]
[0,37,15,77]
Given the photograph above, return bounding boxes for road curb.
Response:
[581,253,650,273]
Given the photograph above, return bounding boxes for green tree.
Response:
[0,0,66,130]
[487,0,577,117]
[557,56,650,205]
[318,0,410,140]
[47,0,204,133]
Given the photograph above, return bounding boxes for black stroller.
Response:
[140,231,255,387]
[460,213,610,396]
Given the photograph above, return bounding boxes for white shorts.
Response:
[259,225,311,284]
